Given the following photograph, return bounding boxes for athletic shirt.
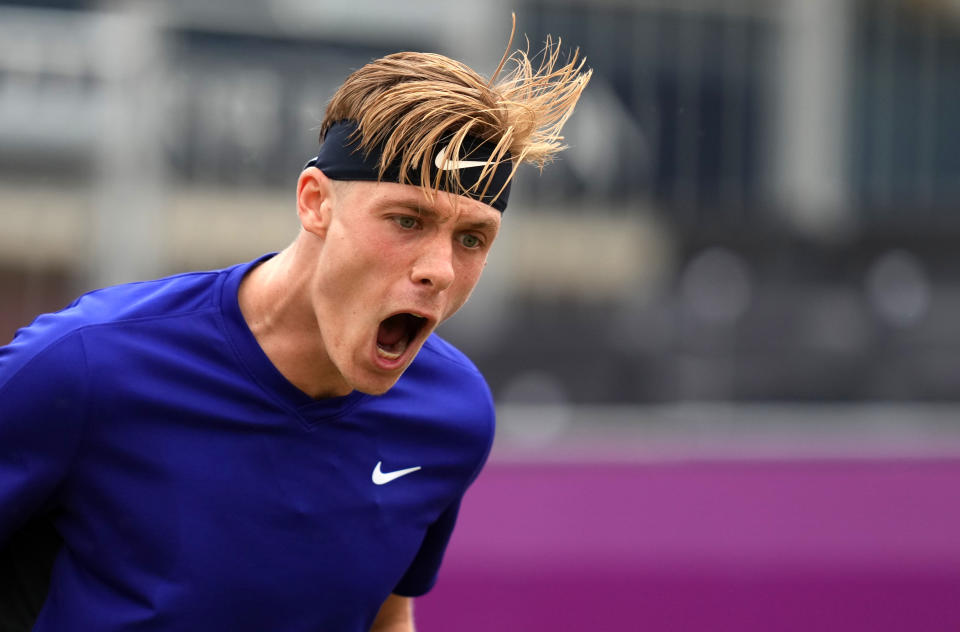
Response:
[0,254,495,632]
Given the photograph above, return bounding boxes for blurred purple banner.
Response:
[417,458,960,631]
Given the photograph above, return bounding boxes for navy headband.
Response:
[305,120,513,212]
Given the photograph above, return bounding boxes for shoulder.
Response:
[419,334,485,377]
[45,268,225,330]
[386,335,495,486]
[414,334,491,402]
[1,265,235,383]
[398,334,495,442]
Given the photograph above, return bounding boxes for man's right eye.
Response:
[393,216,419,230]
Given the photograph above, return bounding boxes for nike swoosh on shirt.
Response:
[434,144,489,171]
[372,461,422,485]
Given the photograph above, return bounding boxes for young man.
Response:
[0,34,589,632]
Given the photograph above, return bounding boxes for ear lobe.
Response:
[297,168,336,238]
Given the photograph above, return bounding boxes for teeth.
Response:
[377,337,409,360]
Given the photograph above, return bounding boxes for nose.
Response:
[411,235,455,292]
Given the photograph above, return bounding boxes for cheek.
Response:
[321,231,389,290]
[313,249,372,336]
[445,258,487,313]
[464,252,489,284]
[317,241,398,330]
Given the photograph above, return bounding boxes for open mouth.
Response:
[376,313,428,362]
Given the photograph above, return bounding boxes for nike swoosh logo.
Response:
[434,144,489,171]
[372,461,422,485]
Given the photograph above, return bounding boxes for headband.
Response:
[304,120,513,212]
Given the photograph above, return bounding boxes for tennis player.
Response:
[0,28,589,632]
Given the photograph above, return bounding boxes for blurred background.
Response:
[2,0,960,629]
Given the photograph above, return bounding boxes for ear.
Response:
[296,168,338,239]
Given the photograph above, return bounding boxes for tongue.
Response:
[377,314,409,347]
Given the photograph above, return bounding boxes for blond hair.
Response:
[320,20,591,201]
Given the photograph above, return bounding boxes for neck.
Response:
[237,240,352,399]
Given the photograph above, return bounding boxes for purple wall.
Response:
[416,458,960,631]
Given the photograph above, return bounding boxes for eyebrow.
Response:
[392,200,500,232]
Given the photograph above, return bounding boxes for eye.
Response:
[459,233,483,249]
[392,215,420,230]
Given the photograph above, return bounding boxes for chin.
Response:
[353,382,396,396]
[346,370,405,397]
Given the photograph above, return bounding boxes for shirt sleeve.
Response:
[391,498,462,597]
[394,412,495,597]
[392,367,496,597]
[0,329,89,543]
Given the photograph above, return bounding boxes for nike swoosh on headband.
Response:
[434,144,490,171]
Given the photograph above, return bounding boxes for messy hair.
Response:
[320,18,591,201]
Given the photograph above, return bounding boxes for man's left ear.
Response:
[296,167,337,239]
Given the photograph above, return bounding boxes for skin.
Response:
[237,167,503,630]
[238,168,501,398]
[370,593,415,632]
